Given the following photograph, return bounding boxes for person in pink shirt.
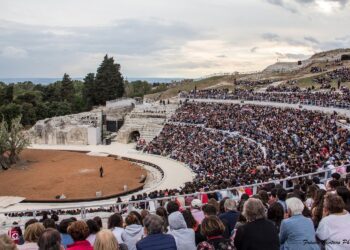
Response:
[191,199,205,224]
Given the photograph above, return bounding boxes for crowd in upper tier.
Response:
[144,103,349,191]
[181,89,350,107]
[266,85,301,92]
[2,175,350,250]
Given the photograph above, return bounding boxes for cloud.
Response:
[304,36,320,44]
[265,0,298,12]
[1,46,28,59]
[265,0,349,13]
[261,33,280,41]
[250,47,259,53]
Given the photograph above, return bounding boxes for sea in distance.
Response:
[0,77,185,85]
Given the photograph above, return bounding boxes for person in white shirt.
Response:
[108,213,124,243]
[18,223,45,250]
[316,193,350,250]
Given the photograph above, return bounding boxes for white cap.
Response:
[191,199,203,208]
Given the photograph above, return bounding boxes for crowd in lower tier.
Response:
[2,177,350,250]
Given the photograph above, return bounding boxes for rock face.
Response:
[116,103,178,143]
[30,98,137,145]
[29,112,102,145]
[263,48,350,74]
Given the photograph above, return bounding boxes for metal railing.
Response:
[1,165,347,226]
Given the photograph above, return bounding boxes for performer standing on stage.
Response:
[99,166,104,178]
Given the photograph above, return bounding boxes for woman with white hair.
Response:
[280,197,319,250]
[234,198,279,250]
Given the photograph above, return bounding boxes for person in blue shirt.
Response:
[59,219,74,249]
[280,197,319,250]
[136,214,176,250]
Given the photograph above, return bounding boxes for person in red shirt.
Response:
[67,221,93,250]
[8,222,24,245]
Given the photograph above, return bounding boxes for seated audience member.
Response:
[191,199,205,224]
[336,186,350,212]
[94,229,127,250]
[58,219,74,249]
[67,221,93,250]
[43,219,57,230]
[8,222,24,245]
[202,204,217,217]
[0,234,18,250]
[326,180,340,192]
[267,202,284,233]
[234,198,279,250]
[38,228,62,250]
[258,190,270,209]
[218,199,240,238]
[197,215,235,250]
[305,185,319,210]
[182,209,206,245]
[156,207,169,232]
[331,173,341,181]
[108,213,124,244]
[207,198,219,213]
[136,214,176,250]
[38,228,64,250]
[24,220,39,230]
[129,211,143,226]
[346,175,350,191]
[168,211,196,250]
[268,189,278,206]
[166,201,180,215]
[280,198,319,250]
[316,194,350,250]
[311,189,327,229]
[277,188,288,213]
[121,213,144,250]
[92,217,102,229]
[86,219,100,246]
[18,222,45,250]
[313,177,326,191]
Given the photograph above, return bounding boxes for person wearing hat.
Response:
[191,199,205,224]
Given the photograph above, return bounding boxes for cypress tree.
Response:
[60,73,74,102]
[83,73,96,108]
[95,55,124,105]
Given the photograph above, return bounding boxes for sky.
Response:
[0,0,349,78]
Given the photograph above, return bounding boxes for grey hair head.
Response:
[143,214,164,235]
[242,198,266,222]
[224,199,237,211]
[286,197,304,216]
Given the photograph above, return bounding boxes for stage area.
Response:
[0,149,147,201]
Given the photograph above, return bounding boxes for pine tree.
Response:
[95,55,124,105]
[83,73,96,108]
[60,73,74,102]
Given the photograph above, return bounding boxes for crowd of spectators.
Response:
[143,103,350,192]
[181,89,350,108]
[235,79,274,88]
[310,67,324,74]
[266,85,301,92]
[313,68,350,89]
[2,177,350,249]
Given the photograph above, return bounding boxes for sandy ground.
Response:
[0,149,146,201]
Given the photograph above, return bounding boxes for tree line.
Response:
[0,54,168,127]
[0,55,125,127]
